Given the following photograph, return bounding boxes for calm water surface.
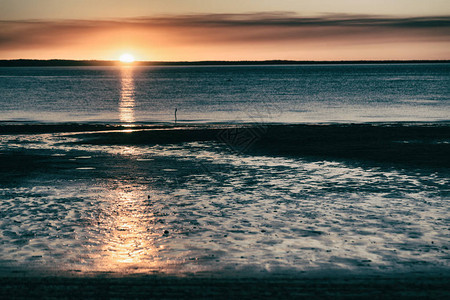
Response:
[0,64,449,124]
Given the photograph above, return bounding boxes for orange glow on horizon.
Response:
[0,14,449,61]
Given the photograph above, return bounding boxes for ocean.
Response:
[0,63,449,124]
[0,64,449,278]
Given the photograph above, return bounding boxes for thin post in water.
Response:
[174,108,178,125]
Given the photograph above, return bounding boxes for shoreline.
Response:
[1,119,449,131]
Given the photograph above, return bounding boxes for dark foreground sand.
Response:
[1,274,450,299]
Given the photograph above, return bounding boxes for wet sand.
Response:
[69,123,450,167]
[0,122,449,298]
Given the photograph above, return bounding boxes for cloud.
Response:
[135,12,450,28]
[0,12,449,56]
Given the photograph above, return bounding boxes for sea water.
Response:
[0,64,449,124]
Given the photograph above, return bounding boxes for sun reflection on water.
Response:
[93,186,162,273]
[119,67,136,125]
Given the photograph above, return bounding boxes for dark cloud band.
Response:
[1,13,449,50]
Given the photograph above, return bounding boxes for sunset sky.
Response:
[1,0,449,61]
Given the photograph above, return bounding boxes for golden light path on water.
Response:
[119,67,136,125]
[116,69,151,275]
[93,186,160,273]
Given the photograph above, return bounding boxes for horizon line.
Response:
[1,59,449,67]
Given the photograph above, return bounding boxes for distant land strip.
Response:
[0,59,449,67]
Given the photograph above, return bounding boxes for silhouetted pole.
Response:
[174,108,177,125]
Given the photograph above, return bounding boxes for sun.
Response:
[119,53,135,63]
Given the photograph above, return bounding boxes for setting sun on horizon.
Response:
[119,53,135,63]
